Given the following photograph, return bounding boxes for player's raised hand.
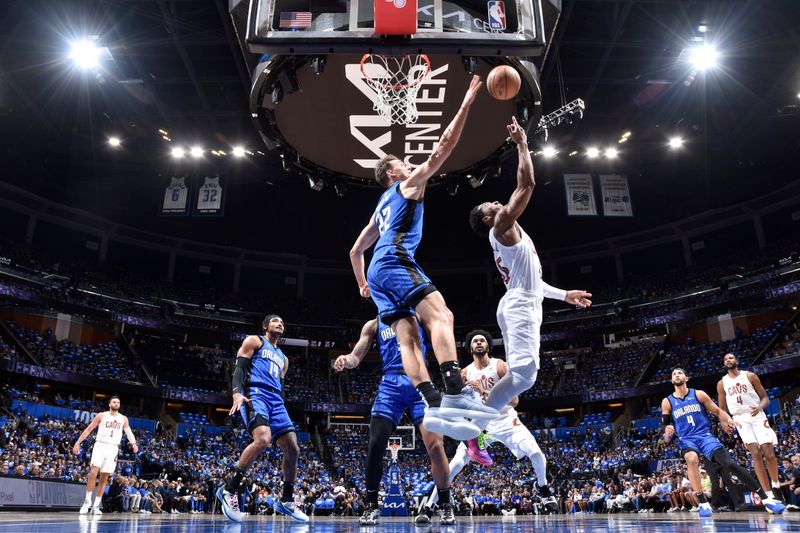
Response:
[507,116,527,145]
[565,290,592,308]
[229,392,250,416]
[462,75,483,107]
[359,284,371,299]
[663,424,675,442]
[72,443,80,456]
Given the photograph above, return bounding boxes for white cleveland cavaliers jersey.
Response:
[722,371,761,417]
[489,224,543,294]
[465,358,516,415]
[95,412,125,446]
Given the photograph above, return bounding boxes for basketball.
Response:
[487,65,521,101]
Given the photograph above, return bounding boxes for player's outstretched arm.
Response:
[494,116,534,237]
[402,75,482,196]
[350,220,380,299]
[333,319,378,372]
[697,390,738,433]
[72,413,103,454]
[747,371,771,416]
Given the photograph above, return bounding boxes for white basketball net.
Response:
[361,54,431,125]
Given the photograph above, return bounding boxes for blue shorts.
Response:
[371,374,426,427]
[678,434,723,460]
[367,254,436,324]
[240,385,295,441]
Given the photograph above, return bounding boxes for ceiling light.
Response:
[605,148,618,159]
[621,131,631,138]
[158,129,168,135]
[698,24,708,33]
[108,137,120,147]
[190,146,203,158]
[232,146,246,158]
[542,145,557,159]
[568,150,578,157]
[69,39,101,69]
[689,44,719,71]
[162,135,171,142]
[668,137,684,149]
[171,147,185,159]
[586,147,600,159]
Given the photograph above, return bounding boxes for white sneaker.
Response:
[79,503,91,515]
[690,506,699,512]
[91,507,102,515]
[421,412,481,441]
[438,387,499,423]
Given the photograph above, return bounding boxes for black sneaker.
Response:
[359,505,380,525]
[536,483,559,513]
[415,506,433,525]
[438,504,455,526]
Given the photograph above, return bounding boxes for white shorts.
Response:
[90,442,120,474]
[734,414,777,446]
[496,289,542,373]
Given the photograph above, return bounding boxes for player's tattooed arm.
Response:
[72,413,103,454]
[493,116,533,240]
[334,319,378,372]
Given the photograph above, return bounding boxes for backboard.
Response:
[246,0,547,56]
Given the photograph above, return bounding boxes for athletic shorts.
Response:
[496,289,542,373]
[240,385,295,441]
[678,433,723,460]
[371,374,425,427]
[367,254,436,325]
[90,442,120,474]
[484,410,541,460]
[733,414,778,445]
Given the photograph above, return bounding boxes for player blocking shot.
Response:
[350,75,498,441]
[717,353,784,502]
[216,315,309,523]
[422,330,557,518]
[72,396,138,515]
[468,117,592,415]
[662,368,785,516]
[334,318,456,526]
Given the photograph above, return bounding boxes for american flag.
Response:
[279,12,312,29]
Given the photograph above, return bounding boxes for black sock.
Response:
[438,488,451,507]
[282,481,294,502]
[416,382,442,408]
[696,492,708,504]
[366,490,379,506]
[756,488,768,500]
[225,465,246,493]
[440,361,464,395]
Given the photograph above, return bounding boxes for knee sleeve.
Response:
[366,416,396,492]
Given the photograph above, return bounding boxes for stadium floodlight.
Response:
[69,39,102,69]
[232,146,246,158]
[668,137,684,150]
[689,44,718,71]
[108,137,121,147]
[542,145,557,159]
[586,147,600,159]
[171,147,185,159]
[605,147,618,159]
[190,146,203,158]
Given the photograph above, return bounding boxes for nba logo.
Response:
[487,1,506,31]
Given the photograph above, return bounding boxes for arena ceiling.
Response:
[0,0,799,262]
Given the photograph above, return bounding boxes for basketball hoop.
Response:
[389,441,401,462]
[360,54,431,125]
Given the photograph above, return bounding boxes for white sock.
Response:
[766,490,775,500]
[92,497,101,508]
[84,491,93,504]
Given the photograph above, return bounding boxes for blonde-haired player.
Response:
[72,396,138,514]
[422,330,556,518]
[717,352,784,503]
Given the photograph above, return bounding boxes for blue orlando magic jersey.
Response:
[668,389,712,438]
[376,320,426,374]
[372,182,424,261]
[249,336,286,392]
